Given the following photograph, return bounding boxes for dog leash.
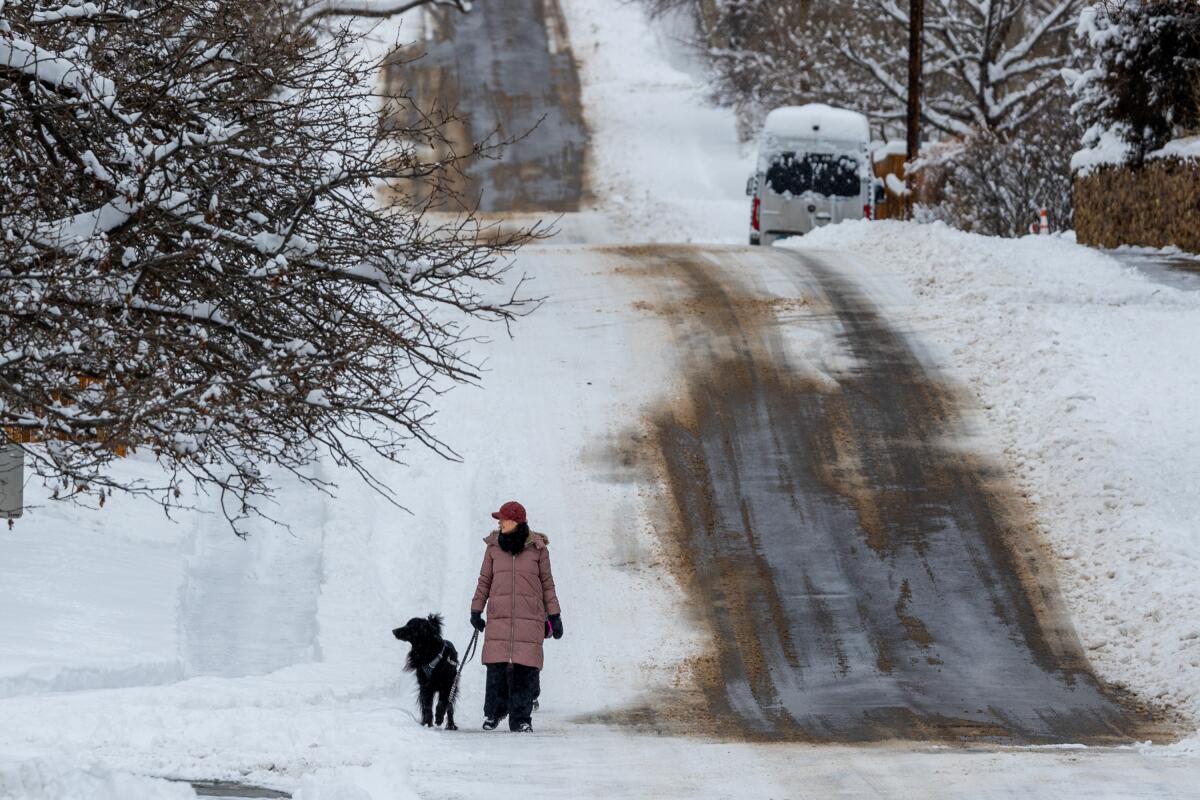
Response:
[449,628,480,700]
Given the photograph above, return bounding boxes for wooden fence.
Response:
[1075,157,1200,252]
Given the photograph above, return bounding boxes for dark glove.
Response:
[548,613,563,640]
[471,611,486,632]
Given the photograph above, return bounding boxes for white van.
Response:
[747,104,876,246]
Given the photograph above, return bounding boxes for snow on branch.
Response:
[0,31,115,98]
[28,3,143,25]
[1068,0,1200,169]
[685,0,1083,139]
[1,0,547,533]
[299,0,470,23]
[833,0,1085,135]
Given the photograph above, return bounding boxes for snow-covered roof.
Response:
[762,104,870,143]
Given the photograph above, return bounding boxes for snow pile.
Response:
[0,455,332,698]
[293,764,417,800]
[0,758,195,800]
[0,457,186,698]
[788,221,1200,734]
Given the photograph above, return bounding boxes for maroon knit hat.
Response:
[491,500,527,524]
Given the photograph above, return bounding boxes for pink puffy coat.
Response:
[471,530,561,669]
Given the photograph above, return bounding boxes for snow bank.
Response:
[0,758,195,800]
[1072,131,1200,175]
[0,453,330,697]
[0,455,185,698]
[787,221,1200,736]
[293,764,417,800]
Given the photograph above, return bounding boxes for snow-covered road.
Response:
[2,0,1199,797]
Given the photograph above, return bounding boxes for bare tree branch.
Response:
[1,0,548,534]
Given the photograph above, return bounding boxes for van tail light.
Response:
[864,203,872,220]
[751,196,761,231]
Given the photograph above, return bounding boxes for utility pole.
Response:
[905,0,925,217]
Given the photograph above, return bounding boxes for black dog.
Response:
[392,614,459,730]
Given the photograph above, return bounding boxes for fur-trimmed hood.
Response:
[483,530,549,549]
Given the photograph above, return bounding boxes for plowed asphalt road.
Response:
[616,245,1156,744]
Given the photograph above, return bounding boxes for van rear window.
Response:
[765,153,861,198]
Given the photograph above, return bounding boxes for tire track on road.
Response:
[613,244,1163,744]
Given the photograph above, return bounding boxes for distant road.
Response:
[384,0,587,213]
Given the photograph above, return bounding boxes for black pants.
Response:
[484,663,538,730]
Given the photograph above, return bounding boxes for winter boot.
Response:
[515,722,533,733]
[482,717,501,731]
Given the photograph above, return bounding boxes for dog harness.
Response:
[420,642,458,678]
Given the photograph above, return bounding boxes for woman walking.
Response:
[470,500,562,732]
